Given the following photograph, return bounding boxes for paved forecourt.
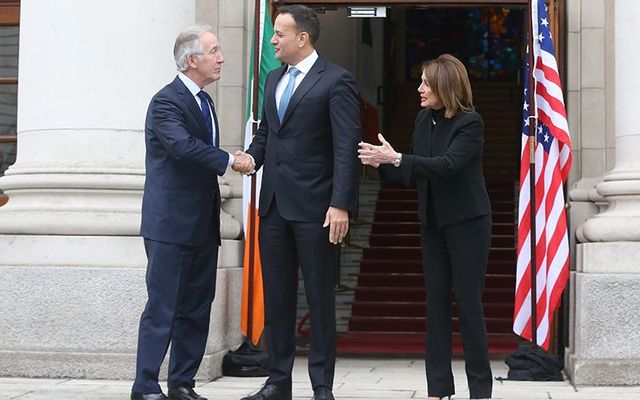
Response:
[1,357,639,399]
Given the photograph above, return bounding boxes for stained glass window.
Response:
[405,7,525,82]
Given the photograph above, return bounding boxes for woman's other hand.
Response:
[358,133,398,167]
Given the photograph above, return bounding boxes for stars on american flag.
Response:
[537,124,553,149]
[538,6,554,51]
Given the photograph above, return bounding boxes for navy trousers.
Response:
[259,200,338,392]
[132,239,218,394]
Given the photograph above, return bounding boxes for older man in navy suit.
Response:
[131,26,253,400]
[238,5,361,400]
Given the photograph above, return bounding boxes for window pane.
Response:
[0,25,19,78]
[0,24,18,139]
[0,141,16,177]
[0,84,17,136]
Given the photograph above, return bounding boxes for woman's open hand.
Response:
[358,133,398,168]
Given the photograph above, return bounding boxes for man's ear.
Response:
[298,32,309,48]
[187,53,199,69]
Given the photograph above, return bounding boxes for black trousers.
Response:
[132,239,218,394]
[259,200,337,391]
[421,214,492,399]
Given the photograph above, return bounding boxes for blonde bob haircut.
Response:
[422,54,474,118]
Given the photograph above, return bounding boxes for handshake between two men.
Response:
[231,151,255,175]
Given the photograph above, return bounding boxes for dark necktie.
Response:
[197,90,216,145]
[278,67,300,122]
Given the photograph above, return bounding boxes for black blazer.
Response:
[247,57,361,222]
[140,76,230,246]
[387,108,491,228]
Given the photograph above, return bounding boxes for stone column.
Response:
[0,0,243,379]
[566,0,640,385]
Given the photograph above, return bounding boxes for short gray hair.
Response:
[173,25,216,72]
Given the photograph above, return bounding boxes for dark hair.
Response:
[278,5,320,45]
[422,54,474,118]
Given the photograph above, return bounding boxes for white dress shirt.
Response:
[275,50,319,113]
[177,72,234,168]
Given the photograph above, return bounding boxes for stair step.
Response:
[358,259,516,274]
[378,190,418,200]
[347,316,514,333]
[370,221,514,235]
[373,200,516,213]
[351,301,514,318]
[371,222,420,234]
[374,211,419,222]
[354,287,514,302]
[368,233,515,247]
[356,273,515,289]
[337,331,519,356]
[373,210,514,223]
[492,234,516,247]
[362,246,515,260]
[375,200,418,211]
[369,234,420,246]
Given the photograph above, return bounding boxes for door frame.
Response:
[275,0,527,5]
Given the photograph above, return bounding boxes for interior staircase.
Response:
[336,81,522,356]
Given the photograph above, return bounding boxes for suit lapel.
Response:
[172,76,212,145]
[280,58,324,126]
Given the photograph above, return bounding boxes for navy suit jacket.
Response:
[141,76,229,246]
[246,57,361,221]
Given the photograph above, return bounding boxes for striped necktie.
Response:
[197,90,216,145]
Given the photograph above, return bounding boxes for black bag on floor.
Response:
[222,340,270,377]
[505,347,564,381]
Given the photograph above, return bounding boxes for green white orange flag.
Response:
[241,0,279,346]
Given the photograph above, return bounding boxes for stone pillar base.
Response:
[0,348,229,381]
[0,235,243,379]
[566,355,640,385]
[565,242,640,385]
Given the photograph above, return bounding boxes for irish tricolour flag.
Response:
[241,0,279,346]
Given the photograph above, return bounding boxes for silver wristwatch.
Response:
[393,153,402,167]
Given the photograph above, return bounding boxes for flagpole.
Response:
[246,0,263,344]
[527,0,538,348]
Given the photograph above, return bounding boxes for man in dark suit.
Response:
[131,26,253,400]
[238,5,361,400]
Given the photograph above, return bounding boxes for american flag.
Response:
[513,0,572,350]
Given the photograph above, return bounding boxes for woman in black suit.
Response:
[358,54,492,400]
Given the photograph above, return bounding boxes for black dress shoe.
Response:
[313,387,335,400]
[240,384,292,400]
[130,392,170,400]
[168,386,207,400]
